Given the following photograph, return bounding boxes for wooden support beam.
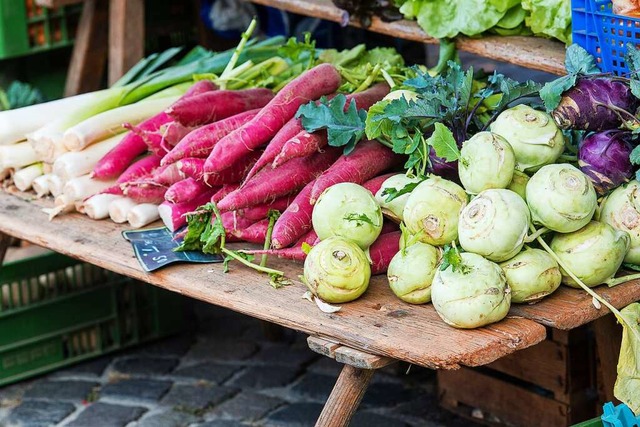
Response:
[64,0,108,96]
[108,0,145,85]
[307,336,395,369]
[315,365,375,427]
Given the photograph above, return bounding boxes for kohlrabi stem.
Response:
[260,213,278,267]
[218,17,257,89]
[221,247,285,276]
[381,69,396,89]
[354,63,381,93]
[559,154,578,162]
[606,272,640,287]
[525,226,550,243]
[209,202,226,248]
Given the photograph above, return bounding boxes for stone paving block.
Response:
[3,400,75,427]
[50,357,111,378]
[305,357,343,376]
[209,390,284,422]
[350,411,411,427]
[250,345,317,368]
[136,409,200,427]
[133,335,195,357]
[186,340,258,362]
[228,366,300,390]
[162,384,238,414]
[111,357,178,375]
[23,380,98,402]
[289,373,335,401]
[172,362,241,385]
[66,402,146,427]
[101,379,172,402]
[264,402,324,427]
[361,381,417,408]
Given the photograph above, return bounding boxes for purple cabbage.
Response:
[428,147,459,183]
[553,78,638,132]
[578,130,634,195]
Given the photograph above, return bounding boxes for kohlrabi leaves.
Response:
[429,123,460,161]
[382,181,421,203]
[440,244,471,274]
[614,302,640,414]
[565,44,601,75]
[343,213,377,227]
[223,250,254,273]
[296,94,367,154]
[630,145,640,166]
[625,44,640,98]
[540,74,577,111]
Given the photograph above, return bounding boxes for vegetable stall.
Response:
[1,1,640,426]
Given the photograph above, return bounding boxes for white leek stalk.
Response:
[0,141,39,171]
[63,96,179,152]
[14,163,44,191]
[33,174,51,197]
[47,174,65,197]
[127,203,160,228]
[53,133,124,180]
[63,175,115,202]
[43,194,75,220]
[109,197,137,223]
[85,194,123,220]
[75,199,86,214]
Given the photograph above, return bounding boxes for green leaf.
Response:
[343,213,377,227]
[223,250,254,273]
[381,181,421,203]
[495,78,542,111]
[277,33,316,63]
[439,244,470,274]
[175,204,214,252]
[301,242,312,255]
[613,302,640,414]
[540,74,576,111]
[565,44,601,74]
[521,0,572,44]
[4,81,45,109]
[296,94,367,152]
[365,100,393,140]
[429,123,460,162]
[630,79,640,100]
[630,145,640,165]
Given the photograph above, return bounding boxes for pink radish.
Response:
[204,150,261,187]
[117,155,162,184]
[270,179,316,249]
[204,64,342,175]
[217,148,340,212]
[310,140,403,204]
[165,178,217,204]
[380,220,400,235]
[92,80,217,179]
[229,218,270,244]
[369,231,401,275]
[162,109,260,165]
[149,163,183,186]
[221,211,255,234]
[362,172,396,195]
[166,88,274,127]
[176,157,206,181]
[236,194,294,221]
[122,182,167,204]
[273,83,390,168]
[212,183,239,203]
[158,191,216,232]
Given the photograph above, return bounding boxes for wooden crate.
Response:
[438,327,598,426]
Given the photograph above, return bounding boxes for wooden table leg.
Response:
[315,364,375,427]
[108,0,145,85]
[0,232,12,266]
[592,313,622,404]
[64,0,109,96]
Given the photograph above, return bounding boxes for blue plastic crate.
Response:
[572,0,640,75]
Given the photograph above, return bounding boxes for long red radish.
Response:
[159,191,217,232]
[122,182,167,204]
[310,140,403,203]
[217,148,340,212]
[204,150,261,187]
[362,172,396,195]
[380,220,400,235]
[166,88,274,127]
[221,211,255,234]
[149,163,183,186]
[236,194,294,221]
[162,109,260,165]
[92,80,217,179]
[270,179,316,249]
[204,64,342,175]
[369,231,401,275]
[117,155,162,184]
[165,178,217,204]
[273,83,391,168]
[229,218,270,244]
[241,118,304,184]
[246,230,317,261]
[212,183,239,203]
[175,157,206,181]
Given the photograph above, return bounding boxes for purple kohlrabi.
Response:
[553,78,638,132]
[578,130,634,195]
[428,147,459,183]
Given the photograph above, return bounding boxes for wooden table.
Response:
[248,0,566,76]
[0,191,638,426]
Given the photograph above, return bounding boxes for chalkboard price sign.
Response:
[122,227,223,272]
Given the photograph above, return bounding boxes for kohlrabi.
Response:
[490,105,564,172]
[375,174,421,223]
[526,163,597,233]
[312,182,383,250]
[387,242,440,304]
[458,131,515,194]
[597,181,640,264]
[432,252,511,329]
[578,130,633,195]
[499,248,562,303]
[303,236,371,303]
[403,177,468,246]
[507,170,530,200]
[458,189,530,262]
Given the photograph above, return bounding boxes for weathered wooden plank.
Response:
[0,191,546,370]
[108,0,145,85]
[308,336,396,369]
[592,314,622,404]
[248,0,566,76]
[64,0,108,96]
[315,365,374,427]
[308,336,342,359]
[36,0,83,7]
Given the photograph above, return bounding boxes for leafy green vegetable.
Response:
[301,242,313,255]
[223,251,254,273]
[614,303,640,414]
[0,81,45,111]
[343,213,376,226]
[296,94,367,154]
[539,75,576,111]
[429,123,459,162]
[440,244,470,274]
[381,181,421,203]
[522,0,572,44]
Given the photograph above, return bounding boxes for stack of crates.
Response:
[0,252,185,386]
[0,0,82,60]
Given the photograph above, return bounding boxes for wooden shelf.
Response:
[248,0,566,76]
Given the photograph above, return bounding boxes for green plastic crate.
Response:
[0,252,185,386]
[0,0,81,60]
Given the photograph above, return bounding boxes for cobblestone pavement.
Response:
[0,300,480,427]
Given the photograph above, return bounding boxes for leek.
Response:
[14,163,44,192]
[109,197,137,223]
[0,141,38,171]
[127,203,160,228]
[85,194,123,220]
[53,133,125,180]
